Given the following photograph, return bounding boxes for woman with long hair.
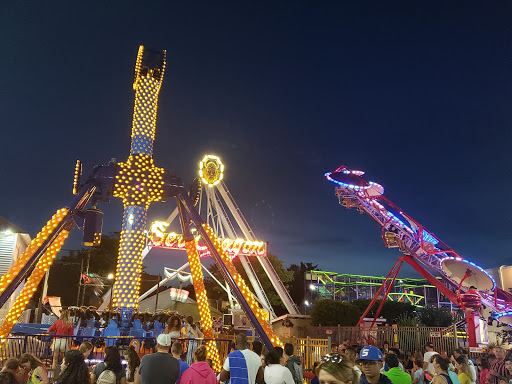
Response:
[19,353,48,384]
[164,315,182,338]
[455,356,472,384]
[179,346,217,384]
[432,355,453,384]
[316,353,359,384]
[124,346,140,383]
[54,350,89,384]
[185,316,199,365]
[90,346,126,384]
[264,347,295,384]
[48,309,74,369]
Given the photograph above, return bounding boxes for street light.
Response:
[309,284,316,291]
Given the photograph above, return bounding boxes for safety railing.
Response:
[305,325,460,353]
[0,335,235,369]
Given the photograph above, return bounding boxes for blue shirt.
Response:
[177,359,189,383]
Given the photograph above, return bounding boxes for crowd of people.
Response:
[304,341,512,384]
[2,308,512,384]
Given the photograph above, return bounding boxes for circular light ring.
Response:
[440,256,496,291]
[199,155,224,186]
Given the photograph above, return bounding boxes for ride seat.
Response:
[384,232,399,248]
[102,319,120,347]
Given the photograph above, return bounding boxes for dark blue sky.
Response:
[1,1,511,277]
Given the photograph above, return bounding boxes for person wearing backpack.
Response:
[284,343,303,384]
[91,346,126,384]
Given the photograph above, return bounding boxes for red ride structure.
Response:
[325,165,512,347]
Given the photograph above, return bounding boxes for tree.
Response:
[350,299,415,324]
[417,306,453,327]
[203,253,294,316]
[288,262,318,310]
[310,299,360,326]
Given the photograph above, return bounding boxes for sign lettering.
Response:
[148,221,267,259]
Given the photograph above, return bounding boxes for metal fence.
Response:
[282,337,330,371]
[0,335,235,369]
[306,325,460,353]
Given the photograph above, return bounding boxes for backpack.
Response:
[97,369,117,384]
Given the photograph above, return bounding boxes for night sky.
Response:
[1,2,511,278]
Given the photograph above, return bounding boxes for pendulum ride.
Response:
[0,47,282,366]
[325,165,512,347]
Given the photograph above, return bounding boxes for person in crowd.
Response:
[382,349,405,372]
[134,333,180,384]
[124,346,140,383]
[424,343,438,374]
[382,343,390,354]
[317,353,360,384]
[504,356,512,379]
[411,359,423,384]
[284,343,303,384]
[252,341,263,357]
[54,350,89,384]
[0,372,18,384]
[79,341,93,359]
[185,316,200,365]
[480,357,491,384]
[489,347,508,384]
[404,352,414,373]
[431,355,453,384]
[1,358,24,384]
[264,347,294,384]
[179,346,216,384]
[382,353,411,384]
[164,315,182,339]
[332,344,339,353]
[48,309,74,370]
[171,341,189,384]
[453,350,476,384]
[345,347,362,378]
[455,356,472,384]
[214,317,224,336]
[310,361,320,384]
[357,346,392,384]
[90,346,126,384]
[220,333,264,384]
[19,353,49,384]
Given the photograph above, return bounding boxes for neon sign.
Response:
[148,221,267,259]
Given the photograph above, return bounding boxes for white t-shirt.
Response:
[223,348,262,384]
[468,360,477,384]
[424,351,438,373]
[264,364,294,384]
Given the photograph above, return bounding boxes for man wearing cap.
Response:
[135,333,180,384]
[423,343,438,374]
[382,353,411,384]
[358,346,393,384]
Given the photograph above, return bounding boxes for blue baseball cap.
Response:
[358,346,383,361]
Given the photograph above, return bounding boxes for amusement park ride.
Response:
[128,154,299,321]
[0,46,283,369]
[325,165,512,347]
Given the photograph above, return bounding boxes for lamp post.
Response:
[107,273,114,310]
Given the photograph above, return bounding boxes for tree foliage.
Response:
[310,299,360,326]
[204,253,294,316]
[288,262,318,307]
[417,306,453,327]
[350,299,416,324]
